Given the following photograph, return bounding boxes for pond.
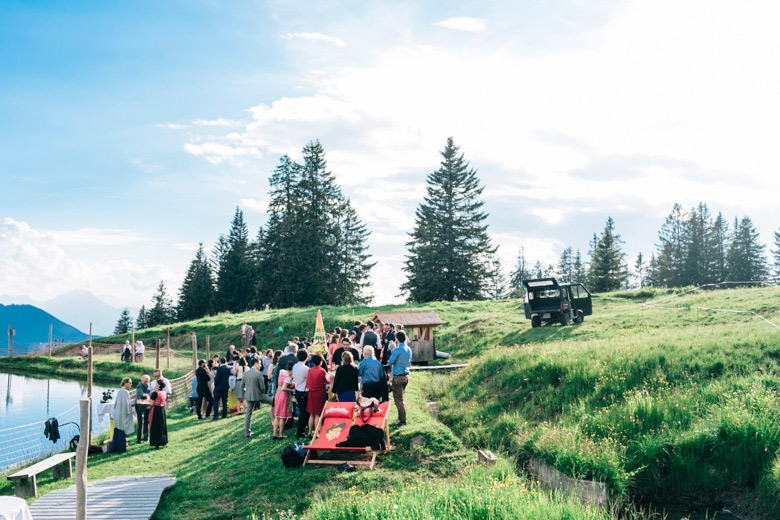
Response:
[0,371,112,473]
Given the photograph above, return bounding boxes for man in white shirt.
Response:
[150,369,172,396]
[291,349,311,439]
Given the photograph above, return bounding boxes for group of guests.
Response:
[116,340,145,362]
[108,369,171,453]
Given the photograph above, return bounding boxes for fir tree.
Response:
[214,208,253,312]
[114,309,133,335]
[136,305,148,330]
[772,228,780,283]
[333,198,375,305]
[709,212,730,283]
[726,216,768,282]
[556,247,574,283]
[634,252,646,288]
[533,261,544,278]
[572,249,586,284]
[147,281,175,327]
[486,253,507,300]
[588,217,628,292]
[508,247,530,298]
[682,203,713,285]
[646,253,658,287]
[401,138,495,302]
[177,244,216,321]
[655,204,687,287]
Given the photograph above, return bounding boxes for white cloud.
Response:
[281,32,346,47]
[183,142,262,165]
[156,123,186,129]
[191,118,241,127]
[49,228,150,247]
[0,219,175,308]
[238,198,269,214]
[434,17,487,32]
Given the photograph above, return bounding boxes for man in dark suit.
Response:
[135,374,150,444]
[212,358,231,420]
[243,358,274,437]
[332,337,361,367]
[195,359,213,419]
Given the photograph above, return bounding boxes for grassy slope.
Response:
[0,357,187,384]
[0,374,466,520]
[434,286,780,501]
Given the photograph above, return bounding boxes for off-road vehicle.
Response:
[523,278,592,327]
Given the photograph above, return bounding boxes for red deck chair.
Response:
[302,401,392,470]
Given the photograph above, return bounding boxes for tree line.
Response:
[116,138,780,333]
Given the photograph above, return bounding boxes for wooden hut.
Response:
[370,310,443,363]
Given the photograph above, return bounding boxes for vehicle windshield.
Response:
[537,289,559,299]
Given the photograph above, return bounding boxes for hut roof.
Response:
[371,310,443,327]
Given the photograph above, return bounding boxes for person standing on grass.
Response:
[109,377,134,453]
[148,390,168,448]
[135,374,151,443]
[272,360,295,439]
[233,357,247,414]
[262,349,273,393]
[195,360,213,419]
[213,357,231,420]
[292,349,311,439]
[359,346,386,401]
[306,355,330,434]
[388,331,411,426]
[243,357,274,438]
[150,369,171,397]
[332,351,359,402]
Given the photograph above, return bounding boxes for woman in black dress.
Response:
[148,390,168,448]
[332,351,359,402]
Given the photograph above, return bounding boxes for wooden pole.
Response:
[76,399,90,520]
[131,325,136,363]
[191,333,197,372]
[156,339,161,370]
[206,335,210,361]
[48,323,53,357]
[87,340,93,445]
[7,325,12,358]
[166,327,170,370]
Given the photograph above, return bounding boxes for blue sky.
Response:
[1,0,779,308]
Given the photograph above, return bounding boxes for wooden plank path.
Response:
[29,474,175,520]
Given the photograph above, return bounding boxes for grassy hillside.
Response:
[434,286,780,505]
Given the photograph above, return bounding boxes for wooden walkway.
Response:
[29,474,175,520]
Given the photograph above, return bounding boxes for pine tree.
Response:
[533,261,543,278]
[572,249,586,284]
[682,203,713,285]
[709,212,730,283]
[147,281,175,327]
[655,204,687,287]
[634,252,646,288]
[556,247,574,283]
[646,253,658,287]
[588,217,628,292]
[178,244,216,321]
[508,247,530,298]
[401,138,495,302]
[486,254,507,300]
[726,216,768,282]
[136,305,148,330]
[214,208,253,312]
[114,309,133,335]
[333,198,375,305]
[772,228,780,283]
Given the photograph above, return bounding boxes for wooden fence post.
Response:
[206,335,210,361]
[131,325,136,363]
[7,324,13,357]
[87,338,93,445]
[48,323,53,357]
[76,399,90,520]
[167,327,171,370]
[191,333,197,372]
[156,339,161,370]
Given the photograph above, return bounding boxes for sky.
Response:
[1,0,779,309]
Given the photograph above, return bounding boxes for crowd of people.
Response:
[107,317,413,451]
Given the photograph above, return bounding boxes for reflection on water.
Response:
[0,371,113,473]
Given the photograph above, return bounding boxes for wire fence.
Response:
[0,402,110,475]
[641,281,780,330]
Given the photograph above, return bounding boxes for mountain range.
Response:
[0,304,90,350]
[0,290,137,336]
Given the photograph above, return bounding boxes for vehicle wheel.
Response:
[574,310,584,324]
[531,315,541,328]
[560,312,570,326]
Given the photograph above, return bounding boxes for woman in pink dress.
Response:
[272,359,294,439]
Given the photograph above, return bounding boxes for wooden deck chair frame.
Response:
[303,402,391,470]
